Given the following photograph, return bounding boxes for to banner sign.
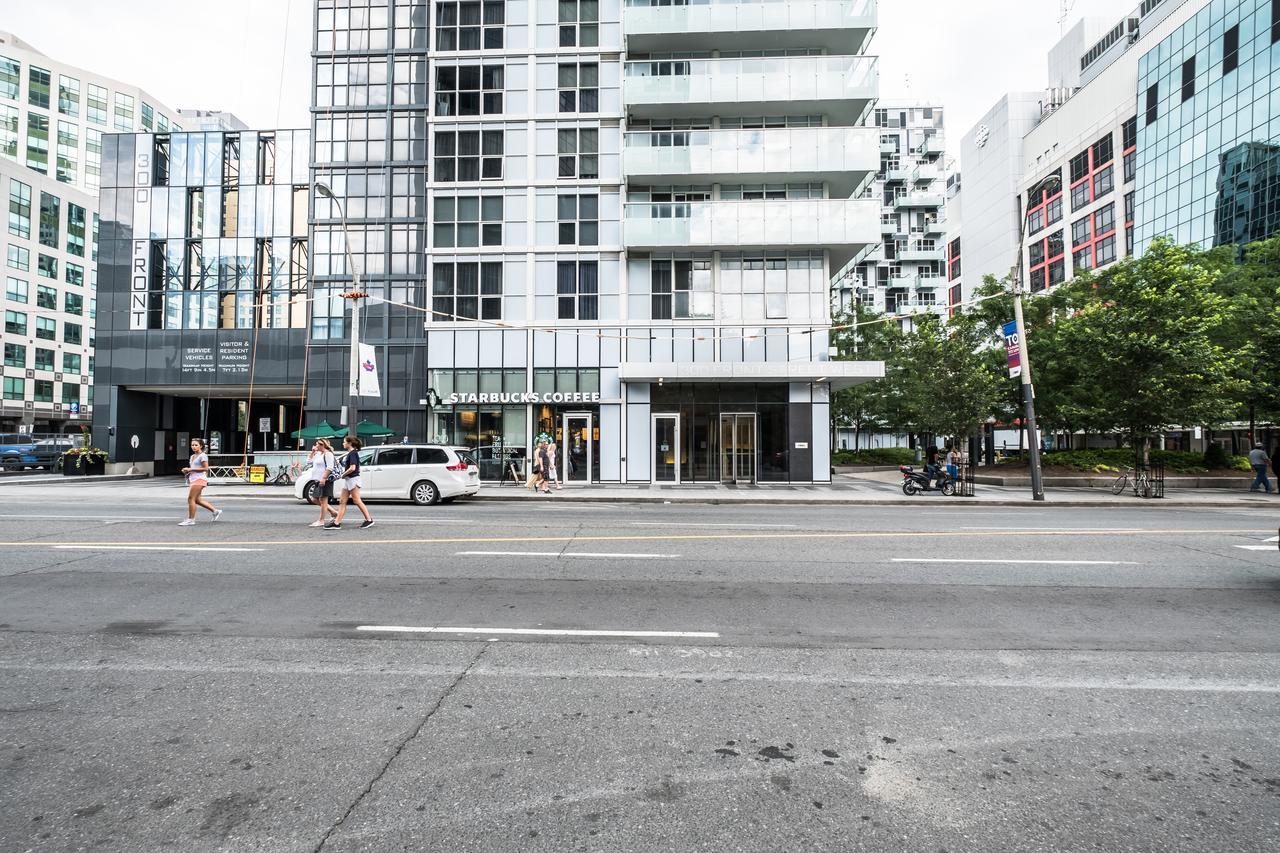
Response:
[1002,321,1022,379]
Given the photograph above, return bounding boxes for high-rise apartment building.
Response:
[1,31,181,434]
[833,104,946,319]
[1136,0,1280,251]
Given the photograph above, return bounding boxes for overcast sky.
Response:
[5,0,1127,164]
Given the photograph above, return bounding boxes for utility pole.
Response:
[315,182,366,440]
[1011,175,1060,502]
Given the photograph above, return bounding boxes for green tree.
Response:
[1052,238,1239,462]
[1216,235,1280,433]
[829,305,901,449]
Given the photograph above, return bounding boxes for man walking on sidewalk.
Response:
[1248,442,1272,493]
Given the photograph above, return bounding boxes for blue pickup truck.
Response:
[0,433,37,471]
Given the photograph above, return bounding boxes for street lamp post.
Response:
[315,182,366,440]
[1011,175,1061,502]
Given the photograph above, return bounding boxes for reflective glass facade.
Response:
[1135,0,1280,249]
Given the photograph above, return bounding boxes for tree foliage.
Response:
[829,305,901,445]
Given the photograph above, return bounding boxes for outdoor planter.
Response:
[62,452,107,476]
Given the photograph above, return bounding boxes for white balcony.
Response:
[624,55,878,125]
[889,272,918,289]
[624,0,877,54]
[923,218,946,236]
[623,197,880,268]
[915,137,945,157]
[912,164,944,183]
[884,165,913,182]
[893,192,943,209]
[622,126,879,198]
[898,246,944,262]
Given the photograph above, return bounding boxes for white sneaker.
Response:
[211,509,223,522]
[178,519,196,526]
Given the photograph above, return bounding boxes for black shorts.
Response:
[315,479,334,499]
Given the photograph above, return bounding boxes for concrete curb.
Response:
[465,494,1272,508]
[0,472,151,486]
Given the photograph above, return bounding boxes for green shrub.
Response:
[1202,443,1228,470]
[999,447,1250,474]
[832,447,917,466]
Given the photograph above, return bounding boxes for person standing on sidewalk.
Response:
[547,440,562,490]
[1248,442,1273,493]
[535,439,553,495]
[306,438,338,528]
[179,437,222,526]
[328,435,374,529]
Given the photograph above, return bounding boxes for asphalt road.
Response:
[2,481,1279,852]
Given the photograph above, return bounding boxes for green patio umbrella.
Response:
[290,419,344,440]
[337,419,396,438]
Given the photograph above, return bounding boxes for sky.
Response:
[4,0,1130,164]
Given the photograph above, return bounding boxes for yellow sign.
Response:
[248,465,267,484]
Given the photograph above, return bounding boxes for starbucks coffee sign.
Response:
[445,391,602,405]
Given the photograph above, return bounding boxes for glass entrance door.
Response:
[562,413,593,484]
[719,413,756,484]
[652,414,680,483]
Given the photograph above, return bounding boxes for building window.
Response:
[62,352,80,373]
[86,84,107,125]
[28,66,50,109]
[33,379,53,403]
[0,104,16,161]
[433,195,503,247]
[436,1,504,50]
[65,261,83,288]
[558,194,598,246]
[1180,57,1195,102]
[34,347,53,371]
[433,129,503,181]
[1274,0,1280,44]
[141,102,154,131]
[1095,235,1117,266]
[85,129,102,190]
[1071,215,1091,249]
[0,55,18,100]
[8,178,31,238]
[2,376,23,401]
[558,63,599,113]
[38,192,59,248]
[1027,231,1064,292]
[57,75,79,116]
[55,120,77,184]
[37,254,56,279]
[3,342,23,368]
[64,321,81,345]
[5,275,26,302]
[1070,180,1090,211]
[36,283,56,310]
[1094,203,1115,236]
[435,65,504,116]
[651,259,712,320]
[558,128,599,179]
[1145,84,1158,126]
[1124,192,1135,227]
[64,291,83,315]
[557,260,599,319]
[559,0,599,47]
[4,309,25,335]
[113,93,135,131]
[432,261,502,320]
[1091,134,1113,167]
[8,245,29,270]
[35,315,55,340]
[66,203,86,257]
[1092,165,1113,200]
[1222,25,1239,75]
[26,114,48,173]
[62,382,79,405]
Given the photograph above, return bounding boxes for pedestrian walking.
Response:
[945,444,959,481]
[547,440,562,490]
[327,435,374,529]
[179,437,222,526]
[306,438,338,528]
[1248,442,1273,493]
[535,439,553,495]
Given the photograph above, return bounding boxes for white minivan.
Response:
[295,444,480,505]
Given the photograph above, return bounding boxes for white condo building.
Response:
[832,103,946,319]
[1,31,184,433]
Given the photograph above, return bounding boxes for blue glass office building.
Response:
[1134,0,1280,249]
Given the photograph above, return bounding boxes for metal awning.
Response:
[618,361,884,390]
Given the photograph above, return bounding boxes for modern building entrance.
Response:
[719,413,756,484]
[652,413,680,483]
[562,412,594,483]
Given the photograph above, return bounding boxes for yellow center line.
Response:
[0,528,1269,549]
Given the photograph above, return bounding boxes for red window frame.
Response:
[1028,231,1065,292]
[1025,174,1063,234]
[1070,134,1116,209]
[1075,204,1117,271]
[946,237,961,282]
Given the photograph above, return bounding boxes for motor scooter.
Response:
[899,464,956,496]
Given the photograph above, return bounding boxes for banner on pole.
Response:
[357,343,381,397]
[1002,321,1022,378]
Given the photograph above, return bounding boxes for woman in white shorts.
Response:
[327,435,373,530]
[179,437,222,525]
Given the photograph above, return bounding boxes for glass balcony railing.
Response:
[623,0,877,52]
[623,55,878,124]
[623,197,880,265]
[622,126,878,194]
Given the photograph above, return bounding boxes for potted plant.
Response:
[62,445,108,476]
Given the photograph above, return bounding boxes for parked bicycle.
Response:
[270,460,304,486]
[1110,466,1153,497]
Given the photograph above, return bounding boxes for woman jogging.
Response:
[327,435,374,530]
[179,437,222,526]
[306,438,338,528]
